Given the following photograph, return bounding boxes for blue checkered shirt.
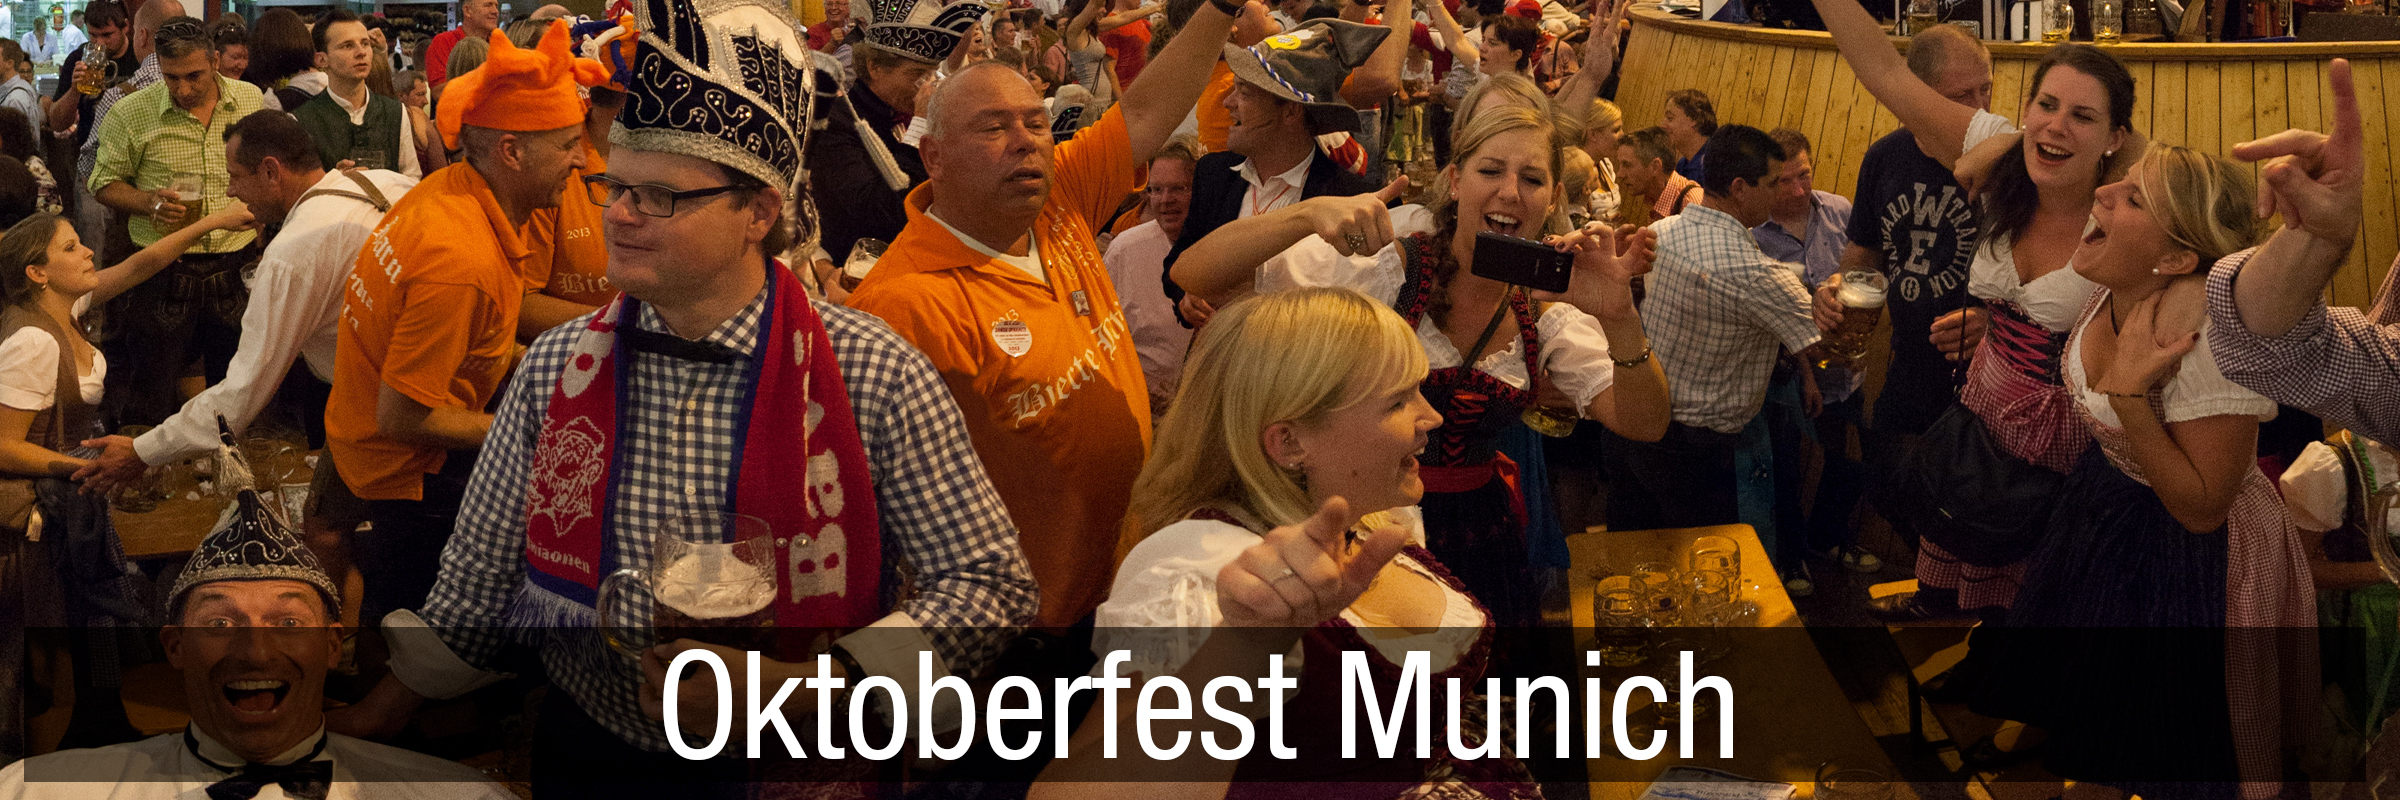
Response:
[417,289,1039,752]
[1644,203,1824,433]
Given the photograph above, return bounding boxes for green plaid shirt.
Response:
[87,74,263,252]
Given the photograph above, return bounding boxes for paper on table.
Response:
[1637,767,1797,800]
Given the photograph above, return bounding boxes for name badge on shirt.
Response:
[992,316,1033,358]
[1070,290,1092,317]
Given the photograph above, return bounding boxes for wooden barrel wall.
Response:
[1614,6,2400,308]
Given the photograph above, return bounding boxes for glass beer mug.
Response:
[599,513,777,658]
[1816,270,1888,371]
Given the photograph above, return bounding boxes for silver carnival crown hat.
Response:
[858,0,992,64]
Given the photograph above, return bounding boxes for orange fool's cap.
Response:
[438,20,613,149]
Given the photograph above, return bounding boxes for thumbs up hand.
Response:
[1217,497,1408,629]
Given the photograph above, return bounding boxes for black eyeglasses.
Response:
[583,174,744,218]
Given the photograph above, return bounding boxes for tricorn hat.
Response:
[1221,19,1392,134]
[858,0,992,64]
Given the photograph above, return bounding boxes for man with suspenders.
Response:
[75,110,416,598]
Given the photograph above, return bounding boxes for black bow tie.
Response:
[188,730,333,800]
[621,326,741,364]
[206,759,333,800]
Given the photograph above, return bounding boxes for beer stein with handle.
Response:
[598,513,776,658]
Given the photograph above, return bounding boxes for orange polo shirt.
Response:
[523,148,618,305]
[848,107,1152,628]
[328,163,529,501]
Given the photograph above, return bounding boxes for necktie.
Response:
[187,730,334,800]
[621,326,740,363]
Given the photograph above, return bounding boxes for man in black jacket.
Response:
[1161,18,1387,325]
[804,0,983,265]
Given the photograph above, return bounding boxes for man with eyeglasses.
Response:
[323,22,600,623]
[328,2,1035,789]
[86,11,260,429]
[1101,133,1201,419]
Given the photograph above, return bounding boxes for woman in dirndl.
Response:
[1171,104,1669,637]
[1975,145,2315,800]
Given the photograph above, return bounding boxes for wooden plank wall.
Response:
[1616,21,2400,309]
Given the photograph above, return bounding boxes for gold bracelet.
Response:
[1610,346,1653,368]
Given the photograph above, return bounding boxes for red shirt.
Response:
[1099,19,1149,89]
[425,27,467,85]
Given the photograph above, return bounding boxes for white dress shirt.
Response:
[0,725,512,799]
[1100,219,1190,416]
[133,169,417,467]
[1233,151,1314,219]
[326,84,422,178]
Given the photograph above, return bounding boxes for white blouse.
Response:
[1091,509,1485,681]
[2063,306,2277,428]
[1967,234,2103,333]
[0,295,101,411]
[1257,206,1619,412]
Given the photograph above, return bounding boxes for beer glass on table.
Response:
[1815,270,1887,371]
[598,513,777,658]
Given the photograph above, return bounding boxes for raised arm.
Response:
[1096,0,1165,33]
[91,203,255,306]
[1555,0,1628,121]
[1064,0,1106,48]
[1339,0,1410,108]
[2225,58,2360,339]
[1119,0,1237,160]
[1803,0,1976,165]
[1423,0,1479,67]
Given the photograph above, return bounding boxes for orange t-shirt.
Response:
[328,163,530,501]
[523,148,618,306]
[848,107,1152,628]
[1196,61,1235,153]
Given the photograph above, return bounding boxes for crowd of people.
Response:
[0,0,2388,795]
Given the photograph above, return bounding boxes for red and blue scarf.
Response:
[522,260,883,655]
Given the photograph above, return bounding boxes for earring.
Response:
[2150,268,2160,275]
[2106,150,2116,157]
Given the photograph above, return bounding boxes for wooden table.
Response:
[110,447,319,562]
[1570,525,1917,800]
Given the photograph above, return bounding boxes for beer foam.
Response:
[1835,273,1887,308]
[656,553,775,619]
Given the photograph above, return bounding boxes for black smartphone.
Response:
[1470,231,1574,294]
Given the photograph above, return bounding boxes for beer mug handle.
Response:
[596,567,647,660]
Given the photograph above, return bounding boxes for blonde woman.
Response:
[1173,105,1667,636]
[1975,146,2312,800]
[1580,98,1623,222]
[1035,288,1539,799]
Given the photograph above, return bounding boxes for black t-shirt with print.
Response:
[1845,128,1981,436]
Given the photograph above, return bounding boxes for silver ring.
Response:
[1273,566,1296,580]
[1344,232,1368,251]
